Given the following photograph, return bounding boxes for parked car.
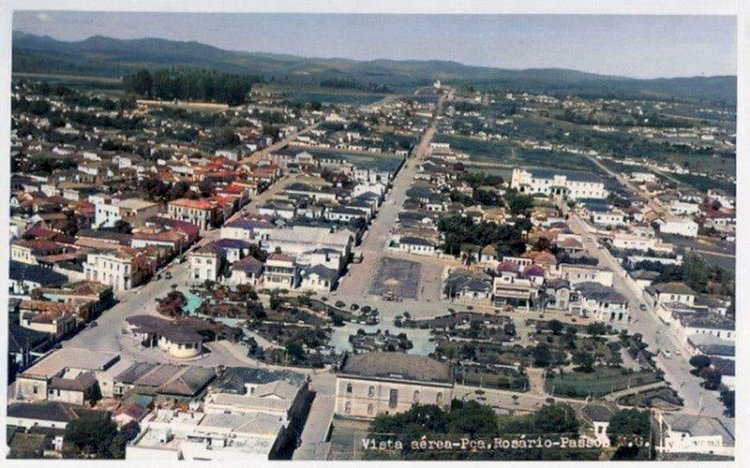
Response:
[165,271,173,280]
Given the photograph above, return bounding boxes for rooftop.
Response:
[575,282,627,304]
[209,367,307,395]
[664,414,734,446]
[8,401,109,425]
[339,352,453,385]
[21,347,120,379]
[647,282,697,296]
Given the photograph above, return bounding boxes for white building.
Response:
[396,236,436,256]
[127,409,285,461]
[95,198,160,229]
[298,265,339,293]
[558,263,614,287]
[658,216,698,238]
[263,225,354,259]
[645,282,696,308]
[655,413,734,457]
[611,232,674,254]
[263,253,298,289]
[83,249,154,290]
[591,209,628,227]
[511,168,608,200]
[630,172,657,183]
[189,249,220,283]
[573,282,629,324]
[670,200,701,216]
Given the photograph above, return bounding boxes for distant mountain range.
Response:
[12,32,736,103]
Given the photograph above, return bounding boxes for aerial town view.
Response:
[4,11,737,462]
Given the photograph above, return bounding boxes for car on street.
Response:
[165,271,173,280]
[639,304,647,311]
[662,350,672,358]
[89,321,98,328]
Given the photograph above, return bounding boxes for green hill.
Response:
[12,32,736,103]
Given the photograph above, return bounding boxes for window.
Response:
[368,386,375,397]
[413,390,420,404]
[436,392,443,405]
[367,404,374,415]
[346,383,353,394]
[389,389,398,408]
[344,402,351,415]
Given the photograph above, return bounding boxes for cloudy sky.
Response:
[13,12,736,79]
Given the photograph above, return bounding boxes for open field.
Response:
[256,84,392,106]
[545,366,662,398]
[12,72,123,93]
[369,257,422,299]
[434,134,600,172]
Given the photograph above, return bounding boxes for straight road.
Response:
[336,94,445,299]
[581,153,667,216]
[565,208,727,421]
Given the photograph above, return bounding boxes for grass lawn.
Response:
[434,134,598,172]
[545,366,662,398]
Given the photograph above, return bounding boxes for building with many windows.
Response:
[166,198,222,231]
[335,352,453,419]
[83,249,155,290]
[263,253,298,289]
[511,168,608,200]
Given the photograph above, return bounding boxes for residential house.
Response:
[573,282,630,324]
[263,253,298,289]
[83,248,155,290]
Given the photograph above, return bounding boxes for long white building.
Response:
[511,168,608,200]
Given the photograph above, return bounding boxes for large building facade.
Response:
[335,352,454,419]
[511,168,608,200]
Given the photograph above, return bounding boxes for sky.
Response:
[12,12,737,79]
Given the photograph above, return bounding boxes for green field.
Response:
[545,367,662,398]
[433,134,598,172]
[12,72,123,94]
[671,173,736,196]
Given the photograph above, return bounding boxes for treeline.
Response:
[632,253,734,297]
[14,80,138,112]
[123,67,263,105]
[320,77,391,93]
[561,109,696,128]
[438,214,531,258]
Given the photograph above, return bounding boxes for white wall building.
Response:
[656,413,734,457]
[658,216,699,238]
[511,168,608,200]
